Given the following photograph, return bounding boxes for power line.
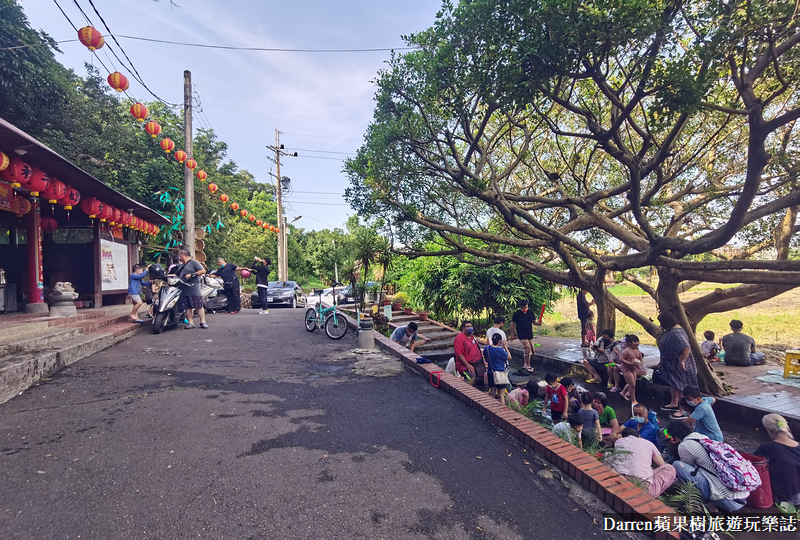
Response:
[281,132,362,142]
[284,148,355,155]
[296,155,347,161]
[82,0,180,106]
[113,35,418,53]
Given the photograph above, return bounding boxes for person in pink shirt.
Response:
[454,321,485,382]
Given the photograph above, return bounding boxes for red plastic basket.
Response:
[740,452,773,509]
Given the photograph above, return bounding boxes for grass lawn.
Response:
[544,286,800,358]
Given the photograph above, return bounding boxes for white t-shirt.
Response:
[486,327,507,345]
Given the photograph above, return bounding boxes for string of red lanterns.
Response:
[75,25,279,239]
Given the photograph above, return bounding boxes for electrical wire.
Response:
[83,0,180,106]
[283,148,355,155]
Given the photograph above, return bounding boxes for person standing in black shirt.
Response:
[577,289,595,347]
[214,257,242,313]
[509,300,541,373]
[252,257,272,314]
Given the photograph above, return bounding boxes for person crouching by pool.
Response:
[543,373,569,423]
[454,320,485,385]
[391,321,420,353]
[484,333,510,404]
[613,403,660,449]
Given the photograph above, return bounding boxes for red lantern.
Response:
[41,217,58,233]
[239,209,248,218]
[107,72,129,92]
[196,170,207,182]
[160,138,175,153]
[249,215,256,222]
[262,223,268,230]
[119,212,130,227]
[185,158,197,170]
[0,157,32,189]
[42,178,66,204]
[144,121,161,138]
[174,150,187,164]
[98,204,114,222]
[0,151,9,173]
[256,219,262,226]
[207,183,218,193]
[17,198,32,217]
[78,26,104,50]
[230,202,239,211]
[111,207,122,225]
[275,228,280,233]
[219,193,229,203]
[62,186,80,210]
[131,217,141,230]
[81,198,103,219]
[130,103,148,122]
[25,167,50,196]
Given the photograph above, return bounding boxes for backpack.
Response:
[693,438,761,492]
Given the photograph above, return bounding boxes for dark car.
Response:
[336,282,379,305]
[250,281,304,309]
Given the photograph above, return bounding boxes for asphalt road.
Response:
[1,308,613,539]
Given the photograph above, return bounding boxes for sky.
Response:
[21,0,444,231]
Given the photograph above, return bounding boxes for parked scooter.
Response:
[150,264,187,334]
[201,274,228,313]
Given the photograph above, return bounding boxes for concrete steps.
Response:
[0,308,149,404]
[0,327,83,357]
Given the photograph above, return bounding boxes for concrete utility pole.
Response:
[267,130,296,281]
[183,70,195,257]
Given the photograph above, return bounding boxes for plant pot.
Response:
[392,303,402,311]
[403,307,414,315]
[381,299,391,306]
[418,312,428,321]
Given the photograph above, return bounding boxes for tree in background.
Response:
[345,0,800,395]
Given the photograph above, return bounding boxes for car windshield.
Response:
[267,281,296,289]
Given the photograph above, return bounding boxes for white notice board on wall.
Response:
[100,239,129,291]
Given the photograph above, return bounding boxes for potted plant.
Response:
[418,311,429,321]
[393,291,409,311]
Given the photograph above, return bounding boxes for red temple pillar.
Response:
[24,198,47,313]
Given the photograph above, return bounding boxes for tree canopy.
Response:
[345,0,800,394]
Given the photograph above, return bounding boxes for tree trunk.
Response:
[655,267,729,396]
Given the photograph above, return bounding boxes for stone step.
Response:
[0,327,83,357]
[0,321,147,405]
[59,314,137,333]
[413,349,453,363]
[417,330,459,341]
[415,337,457,352]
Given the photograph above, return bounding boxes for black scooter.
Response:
[150,264,187,334]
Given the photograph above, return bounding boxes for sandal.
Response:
[610,387,621,393]
[130,319,143,324]
[670,412,687,420]
[661,405,679,411]
[585,378,601,384]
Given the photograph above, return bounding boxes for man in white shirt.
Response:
[486,316,510,355]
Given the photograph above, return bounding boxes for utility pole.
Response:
[266,130,296,281]
[183,70,195,257]
[282,216,288,281]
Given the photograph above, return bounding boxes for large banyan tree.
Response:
[345,0,800,395]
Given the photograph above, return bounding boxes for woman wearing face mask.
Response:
[453,320,485,383]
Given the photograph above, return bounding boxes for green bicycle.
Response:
[304,282,348,339]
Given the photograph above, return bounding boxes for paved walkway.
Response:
[520,335,800,433]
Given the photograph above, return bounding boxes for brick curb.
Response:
[368,328,678,538]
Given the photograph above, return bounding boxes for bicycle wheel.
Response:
[324,311,348,339]
[304,307,319,332]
